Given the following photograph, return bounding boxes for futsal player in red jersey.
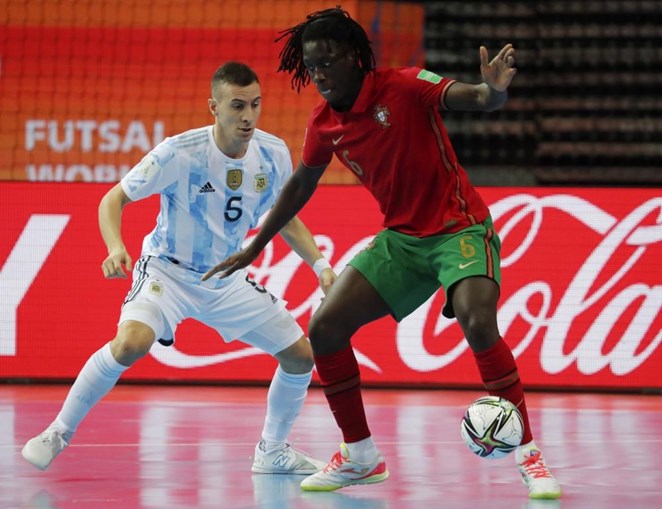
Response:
[204,7,561,499]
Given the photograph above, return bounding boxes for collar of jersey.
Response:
[331,70,376,118]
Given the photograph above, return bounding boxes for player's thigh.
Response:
[240,308,306,360]
[434,218,502,319]
[120,256,190,343]
[312,266,392,338]
[347,229,440,322]
[199,273,293,353]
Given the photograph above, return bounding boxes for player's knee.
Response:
[308,313,334,345]
[308,313,349,355]
[456,310,498,351]
[276,336,314,373]
[111,321,155,366]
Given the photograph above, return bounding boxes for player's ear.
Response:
[208,98,217,117]
[347,48,362,70]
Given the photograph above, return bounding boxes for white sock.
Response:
[260,365,312,450]
[51,343,128,438]
[345,437,379,463]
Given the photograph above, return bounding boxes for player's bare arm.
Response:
[202,162,327,281]
[279,215,337,294]
[444,43,517,112]
[98,183,133,279]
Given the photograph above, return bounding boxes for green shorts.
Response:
[348,217,501,321]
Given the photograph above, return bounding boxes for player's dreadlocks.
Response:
[276,6,376,92]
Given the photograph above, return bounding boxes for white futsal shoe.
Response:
[22,427,71,470]
[300,443,389,491]
[516,443,562,499]
[251,439,326,474]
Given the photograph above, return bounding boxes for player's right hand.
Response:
[101,248,132,279]
[202,245,259,281]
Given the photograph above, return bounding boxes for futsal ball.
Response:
[460,396,524,459]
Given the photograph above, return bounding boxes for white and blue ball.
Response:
[460,395,524,459]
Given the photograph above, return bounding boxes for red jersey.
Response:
[301,67,490,237]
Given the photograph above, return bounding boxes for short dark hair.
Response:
[211,61,259,92]
[276,6,375,92]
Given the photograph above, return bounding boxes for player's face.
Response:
[302,39,362,112]
[208,81,261,157]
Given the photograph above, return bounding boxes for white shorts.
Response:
[119,256,304,355]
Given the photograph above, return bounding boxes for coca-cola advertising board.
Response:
[1,183,660,390]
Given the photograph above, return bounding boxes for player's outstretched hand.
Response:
[101,247,132,279]
[202,245,259,281]
[480,43,517,92]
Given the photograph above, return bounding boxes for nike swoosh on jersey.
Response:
[332,135,344,145]
[459,260,479,269]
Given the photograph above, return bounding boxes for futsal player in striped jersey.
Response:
[204,7,561,499]
[22,62,335,475]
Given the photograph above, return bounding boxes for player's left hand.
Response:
[318,267,337,295]
[480,43,517,92]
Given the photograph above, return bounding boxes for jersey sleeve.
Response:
[301,113,333,168]
[121,140,179,201]
[399,67,456,111]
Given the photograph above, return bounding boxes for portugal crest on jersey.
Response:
[373,105,391,129]
[226,169,243,190]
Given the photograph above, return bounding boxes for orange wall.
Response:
[1,1,424,183]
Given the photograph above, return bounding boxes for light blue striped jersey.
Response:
[121,125,292,274]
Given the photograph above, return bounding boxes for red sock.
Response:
[473,338,533,444]
[314,345,371,443]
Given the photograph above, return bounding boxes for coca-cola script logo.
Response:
[400,194,661,376]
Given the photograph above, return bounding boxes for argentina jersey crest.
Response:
[253,173,268,193]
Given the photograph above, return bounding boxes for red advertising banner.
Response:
[1,183,661,390]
